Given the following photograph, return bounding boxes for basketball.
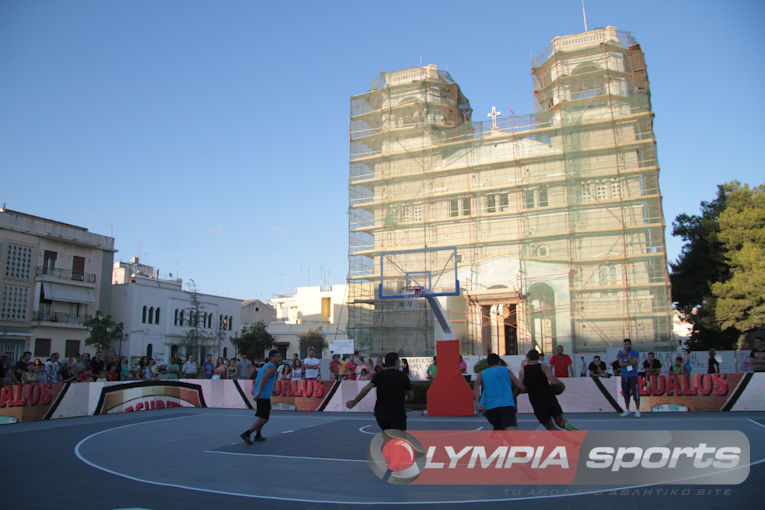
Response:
[551,381,565,395]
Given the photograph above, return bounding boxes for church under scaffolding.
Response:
[347,26,673,357]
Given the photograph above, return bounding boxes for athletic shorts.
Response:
[529,395,563,424]
[485,406,518,430]
[375,413,407,431]
[621,376,639,400]
[255,398,271,420]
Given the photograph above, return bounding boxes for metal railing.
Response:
[32,311,91,325]
[36,266,96,284]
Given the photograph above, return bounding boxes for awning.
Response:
[42,282,95,304]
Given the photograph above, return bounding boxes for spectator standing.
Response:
[166,356,180,380]
[22,363,37,384]
[359,368,371,381]
[329,355,341,380]
[681,348,693,375]
[588,356,609,377]
[91,352,105,376]
[459,356,467,374]
[237,355,253,380]
[34,360,48,384]
[610,359,621,377]
[292,359,303,380]
[226,359,237,380]
[617,339,640,418]
[344,355,357,381]
[45,353,62,383]
[707,350,720,374]
[749,337,765,372]
[401,358,410,379]
[642,352,662,377]
[182,355,198,379]
[549,345,573,378]
[579,356,587,377]
[202,354,214,379]
[212,358,226,379]
[670,357,685,374]
[427,356,437,380]
[304,349,320,380]
[15,351,31,382]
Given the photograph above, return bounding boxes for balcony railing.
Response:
[32,311,91,325]
[36,266,96,284]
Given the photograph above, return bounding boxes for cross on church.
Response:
[487,106,501,128]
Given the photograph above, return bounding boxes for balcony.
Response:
[32,310,91,326]
[36,266,96,284]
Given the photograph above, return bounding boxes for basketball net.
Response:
[402,285,423,310]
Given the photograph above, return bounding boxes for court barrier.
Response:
[1,373,763,423]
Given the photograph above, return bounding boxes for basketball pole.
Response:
[423,295,474,416]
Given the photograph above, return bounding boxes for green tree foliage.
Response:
[670,182,764,349]
[711,184,765,332]
[231,321,275,362]
[298,328,327,358]
[84,311,124,353]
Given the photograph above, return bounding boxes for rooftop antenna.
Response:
[582,0,588,31]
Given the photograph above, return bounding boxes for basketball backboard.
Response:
[378,246,460,299]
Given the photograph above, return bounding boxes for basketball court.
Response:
[2,408,763,509]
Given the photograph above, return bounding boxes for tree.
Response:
[670,181,764,350]
[231,321,274,361]
[298,327,327,358]
[711,184,765,333]
[181,280,215,362]
[84,311,124,353]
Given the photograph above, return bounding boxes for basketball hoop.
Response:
[402,285,424,310]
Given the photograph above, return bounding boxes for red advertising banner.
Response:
[636,373,750,412]
[250,380,339,412]
[0,383,69,423]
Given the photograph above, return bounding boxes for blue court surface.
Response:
[1,409,763,509]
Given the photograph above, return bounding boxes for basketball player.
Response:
[240,349,282,444]
[520,349,578,431]
[474,353,523,430]
[346,352,413,431]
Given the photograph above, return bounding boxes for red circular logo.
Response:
[381,438,415,471]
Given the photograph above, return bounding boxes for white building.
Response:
[111,258,242,365]
[0,208,115,361]
[267,284,350,358]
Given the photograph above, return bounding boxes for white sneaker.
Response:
[620,410,631,417]
[635,410,641,418]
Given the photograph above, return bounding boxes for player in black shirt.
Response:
[346,352,413,430]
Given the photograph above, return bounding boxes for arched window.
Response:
[142,306,147,323]
[155,307,160,324]
[174,309,178,326]
[148,307,154,324]
[179,310,185,325]
[228,316,233,330]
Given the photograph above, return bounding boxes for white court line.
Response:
[281,430,294,434]
[748,418,765,429]
[359,424,375,435]
[74,414,765,506]
[204,450,366,463]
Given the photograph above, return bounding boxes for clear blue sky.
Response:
[2,1,763,300]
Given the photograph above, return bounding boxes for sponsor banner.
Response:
[367,430,750,486]
[0,383,69,423]
[94,381,206,414]
[630,374,751,412]
[246,379,339,412]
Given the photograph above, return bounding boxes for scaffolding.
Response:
[347,27,673,357]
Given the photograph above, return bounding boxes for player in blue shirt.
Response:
[474,353,524,430]
[617,338,641,418]
[241,349,282,444]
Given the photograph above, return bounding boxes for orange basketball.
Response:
[551,381,565,395]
